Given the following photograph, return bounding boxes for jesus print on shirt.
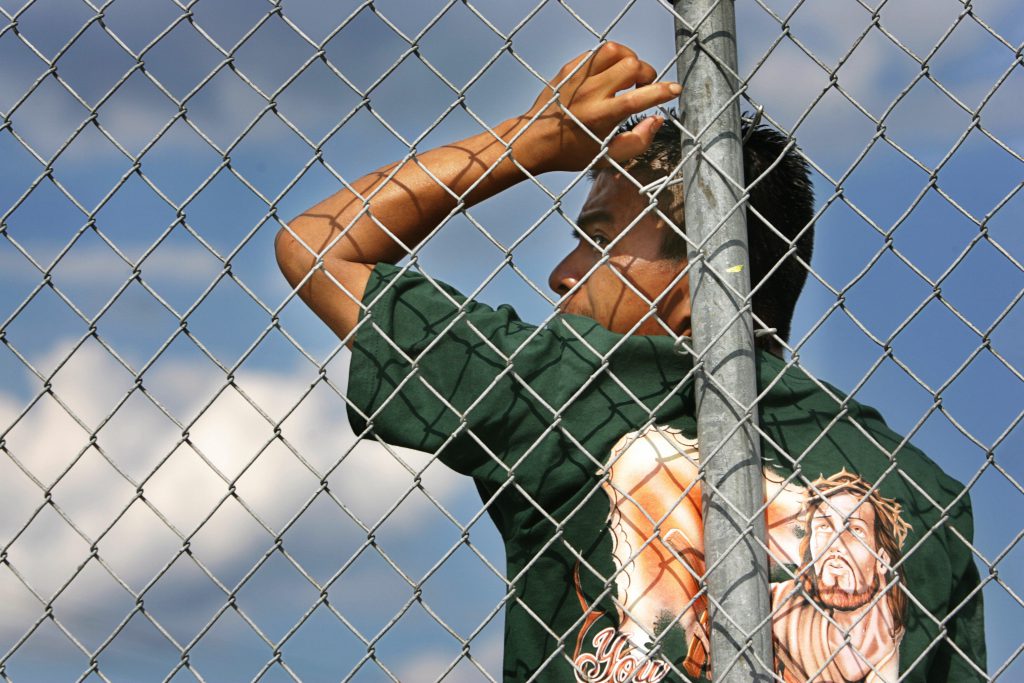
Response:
[572,426,912,683]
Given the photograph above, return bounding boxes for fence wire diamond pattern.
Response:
[0,0,1020,681]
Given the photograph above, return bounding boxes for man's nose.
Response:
[548,257,578,297]
[832,529,859,551]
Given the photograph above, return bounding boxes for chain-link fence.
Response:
[1,0,1020,681]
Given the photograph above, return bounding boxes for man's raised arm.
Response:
[274,42,680,345]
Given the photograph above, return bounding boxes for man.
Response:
[771,470,913,683]
[276,43,985,682]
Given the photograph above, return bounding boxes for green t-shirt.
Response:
[347,263,985,682]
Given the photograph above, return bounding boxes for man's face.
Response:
[808,491,887,610]
[547,171,690,336]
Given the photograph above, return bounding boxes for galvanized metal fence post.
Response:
[674,1,773,680]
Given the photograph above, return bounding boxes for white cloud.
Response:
[0,338,481,663]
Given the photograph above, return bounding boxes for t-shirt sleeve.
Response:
[346,263,588,478]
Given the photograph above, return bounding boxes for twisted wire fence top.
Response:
[0,0,1020,681]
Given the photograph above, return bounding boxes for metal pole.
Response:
[673,1,773,681]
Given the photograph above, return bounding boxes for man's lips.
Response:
[824,557,850,571]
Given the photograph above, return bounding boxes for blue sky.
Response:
[0,0,1021,680]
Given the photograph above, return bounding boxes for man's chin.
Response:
[558,306,591,320]
[815,583,877,611]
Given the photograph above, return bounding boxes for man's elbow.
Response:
[273,226,371,344]
[275,227,314,290]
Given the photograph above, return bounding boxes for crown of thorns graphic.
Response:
[803,469,913,550]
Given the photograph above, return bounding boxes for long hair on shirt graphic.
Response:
[571,426,912,683]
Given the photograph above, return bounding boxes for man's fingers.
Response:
[552,43,635,89]
[613,81,682,118]
[588,42,640,76]
[550,44,660,104]
[607,116,665,162]
[552,51,592,88]
[594,56,658,95]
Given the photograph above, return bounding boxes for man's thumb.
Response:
[606,116,664,163]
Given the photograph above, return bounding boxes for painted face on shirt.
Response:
[809,491,888,609]
[547,171,691,336]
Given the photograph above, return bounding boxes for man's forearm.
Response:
[279,116,538,271]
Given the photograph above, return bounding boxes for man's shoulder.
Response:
[758,355,970,508]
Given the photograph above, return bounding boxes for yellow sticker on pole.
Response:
[727,264,744,273]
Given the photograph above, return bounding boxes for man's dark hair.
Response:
[591,112,815,343]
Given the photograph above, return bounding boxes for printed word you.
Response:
[574,627,672,683]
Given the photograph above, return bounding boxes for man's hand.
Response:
[515,42,681,174]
